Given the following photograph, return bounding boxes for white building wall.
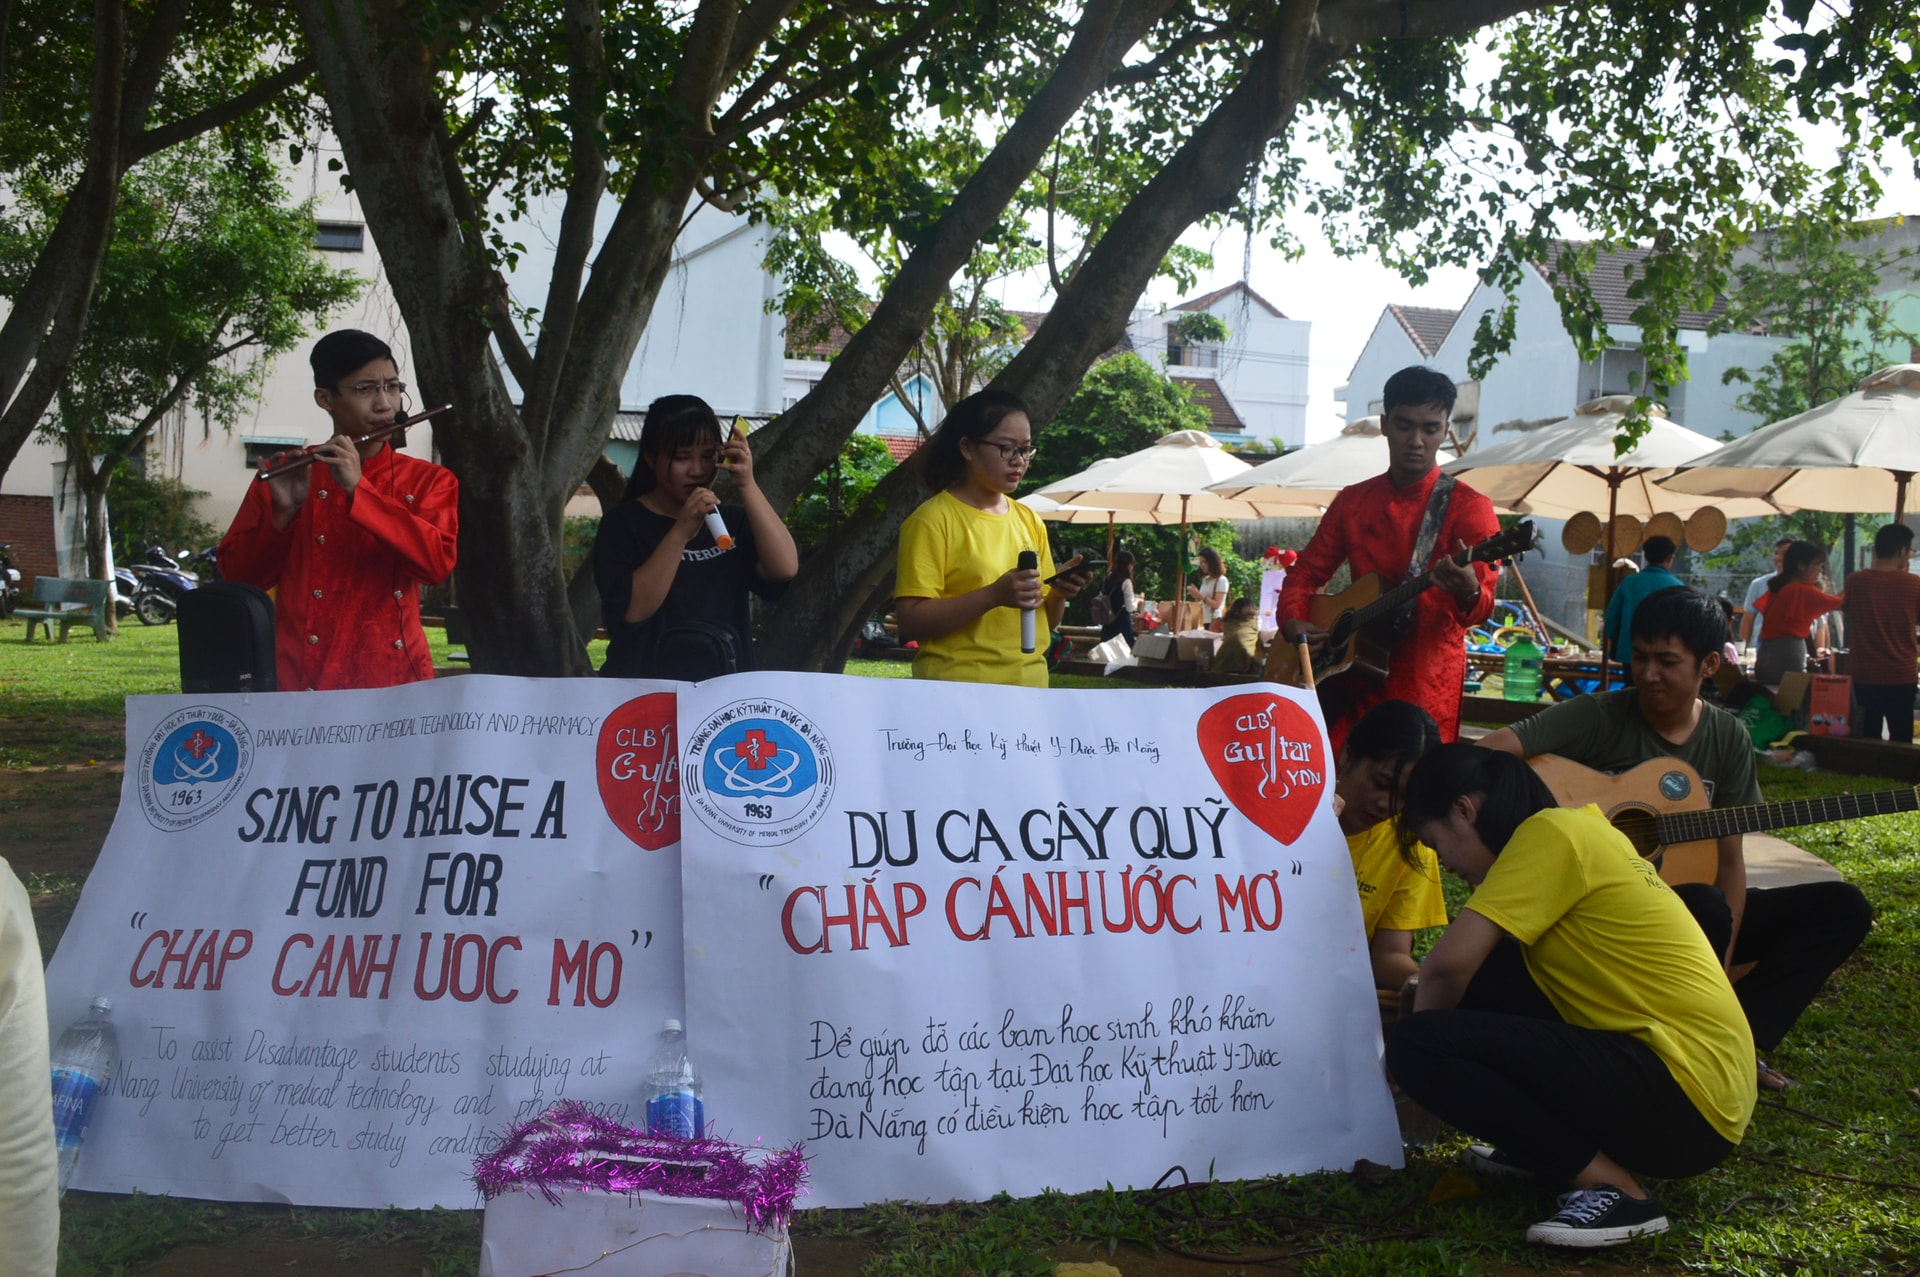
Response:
[1336,311,1430,424]
[1125,287,1312,447]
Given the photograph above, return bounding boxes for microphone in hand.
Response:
[1018,550,1038,654]
[704,508,734,550]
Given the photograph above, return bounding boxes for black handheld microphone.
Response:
[1018,550,1039,654]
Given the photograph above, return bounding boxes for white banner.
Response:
[44,676,685,1208]
[47,673,1398,1209]
[677,675,1400,1209]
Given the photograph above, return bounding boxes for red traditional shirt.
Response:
[219,446,459,691]
[1276,467,1499,751]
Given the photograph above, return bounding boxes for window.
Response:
[243,438,303,469]
[315,222,365,252]
[1582,347,1648,401]
[1166,339,1220,369]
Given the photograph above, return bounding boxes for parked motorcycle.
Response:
[127,545,203,626]
[0,542,20,618]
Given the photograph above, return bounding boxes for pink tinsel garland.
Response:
[472,1100,808,1232]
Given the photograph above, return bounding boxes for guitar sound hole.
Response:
[1329,615,1353,647]
[1610,810,1659,859]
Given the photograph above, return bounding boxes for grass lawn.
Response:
[6,623,1917,1274]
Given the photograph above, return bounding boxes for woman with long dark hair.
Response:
[1186,545,1228,627]
[592,395,798,679]
[1385,745,1753,1249]
[1751,540,1841,684]
[1334,701,1446,990]
[894,390,1089,685]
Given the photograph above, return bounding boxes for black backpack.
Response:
[649,620,741,682]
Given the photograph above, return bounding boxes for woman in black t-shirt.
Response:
[592,396,799,679]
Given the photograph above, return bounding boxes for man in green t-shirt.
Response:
[1480,587,1871,1088]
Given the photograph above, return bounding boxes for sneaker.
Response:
[1526,1185,1670,1248]
[1462,1144,1534,1180]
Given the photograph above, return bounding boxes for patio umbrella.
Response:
[1017,490,1168,567]
[1659,365,1920,518]
[1443,395,1774,689]
[1033,430,1316,621]
[1205,416,1450,506]
[1441,395,1775,529]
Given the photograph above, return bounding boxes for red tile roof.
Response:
[880,434,925,462]
[1173,281,1285,319]
[1182,378,1244,431]
[1533,242,1727,332]
[1387,305,1459,357]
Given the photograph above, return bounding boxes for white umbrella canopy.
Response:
[1206,416,1450,506]
[1033,430,1318,521]
[1017,491,1166,565]
[1659,365,1920,517]
[1440,396,1775,521]
[1032,430,1317,612]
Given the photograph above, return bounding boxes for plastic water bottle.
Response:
[50,996,117,1196]
[1502,634,1544,702]
[643,1019,704,1140]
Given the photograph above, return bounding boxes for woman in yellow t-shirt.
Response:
[1386,745,1755,1251]
[894,390,1092,686]
[1334,701,1447,990]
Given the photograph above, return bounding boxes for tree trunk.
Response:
[751,0,1176,512]
[757,1,1322,670]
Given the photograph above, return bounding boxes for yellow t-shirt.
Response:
[1346,821,1448,938]
[896,490,1056,687]
[1465,805,1756,1143]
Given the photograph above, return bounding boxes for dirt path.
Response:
[0,760,124,877]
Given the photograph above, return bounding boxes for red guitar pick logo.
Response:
[1195,694,1328,846]
[597,694,679,849]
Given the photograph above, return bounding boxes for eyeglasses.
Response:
[976,440,1038,463]
[342,379,407,399]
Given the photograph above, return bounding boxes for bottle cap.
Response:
[662,1018,683,1033]
[90,996,114,1013]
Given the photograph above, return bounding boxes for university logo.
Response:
[682,698,834,845]
[137,705,254,831]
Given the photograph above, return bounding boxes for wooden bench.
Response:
[17,577,111,642]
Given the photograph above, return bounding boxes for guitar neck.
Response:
[1655,786,1920,845]
[1349,559,1453,629]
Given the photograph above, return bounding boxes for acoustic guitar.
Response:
[1528,753,1918,886]
[1265,520,1538,691]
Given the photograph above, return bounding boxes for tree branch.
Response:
[724,7,940,138]
[117,0,188,152]
[724,0,807,83]
[716,7,838,128]
[523,0,612,452]
[671,0,742,125]
[132,56,317,160]
[1104,19,1235,87]
[1317,0,1561,46]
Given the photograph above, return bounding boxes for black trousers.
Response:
[1854,683,1916,744]
[1387,1005,1736,1184]
[1673,881,1873,1053]
[1398,942,1732,1181]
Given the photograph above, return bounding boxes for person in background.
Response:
[1739,538,1794,651]
[1843,522,1920,743]
[1602,536,1682,671]
[1098,550,1138,646]
[593,395,798,679]
[1277,365,1499,752]
[1605,533,1681,668]
[1211,596,1261,674]
[1751,541,1842,685]
[1387,746,1753,1249]
[1186,546,1229,629]
[895,390,1091,685]
[0,857,56,1276]
[1334,701,1447,990]
[219,329,458,691]
[1479,586,1873,1092]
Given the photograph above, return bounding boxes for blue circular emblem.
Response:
[684,699,834,845]
[137,705,253,831]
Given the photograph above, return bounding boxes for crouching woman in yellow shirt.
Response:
[895,390,1090,686]
[1386,746,1755,1250]
[1334,701,1448,990]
